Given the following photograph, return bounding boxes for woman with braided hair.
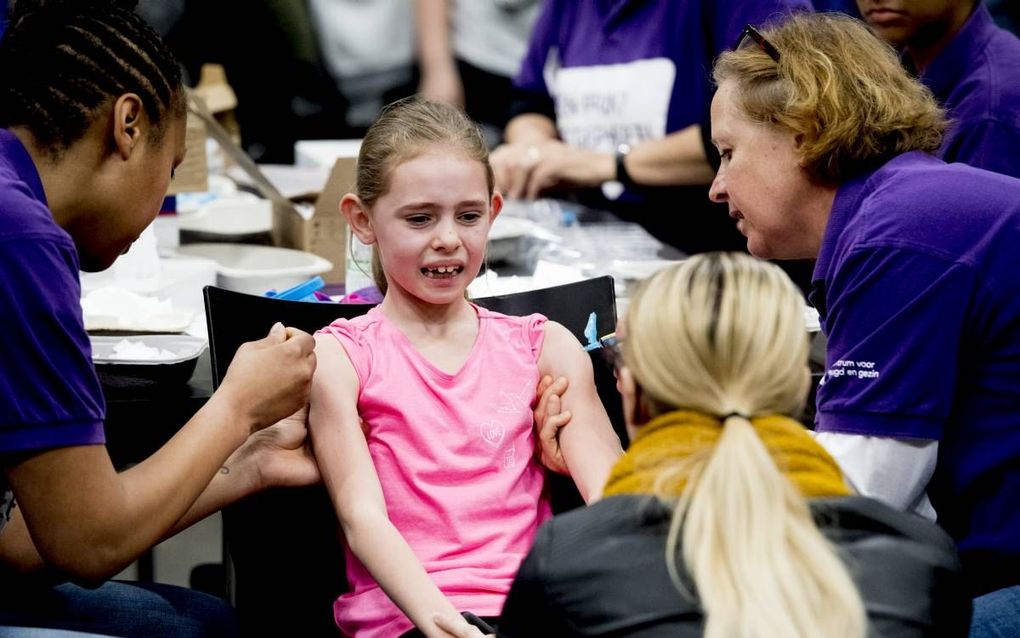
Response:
[0,2,318,635]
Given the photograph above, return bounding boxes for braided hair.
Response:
[0,0,184,157]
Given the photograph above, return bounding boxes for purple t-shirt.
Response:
[811,151,1020,594]
[515,0,810,145]
[920,4,1020,179]
[0,129,106,526]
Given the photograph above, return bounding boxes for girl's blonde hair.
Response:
[354,98,494,294]
[624,252,866,638]
[714,13,946,183]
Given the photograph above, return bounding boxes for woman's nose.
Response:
[709,172,727,203]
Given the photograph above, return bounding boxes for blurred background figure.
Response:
[307,0,417,138]
[812,0,860,16]
[856,0,1020,178]
[146,0,349,163]
[416,0,542,148]
[490,0,812,280]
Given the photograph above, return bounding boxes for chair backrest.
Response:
[203,277,624,637]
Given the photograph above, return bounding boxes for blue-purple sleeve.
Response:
[816,245,974,440]
[512,0,562,94]
[0,236,105,452]
[943,118,1020,180]
[508,0,562,121]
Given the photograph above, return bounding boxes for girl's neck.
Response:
[378,293,481,375]
[378,292,477,338]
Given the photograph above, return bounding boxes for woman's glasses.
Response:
[734,24,781,62]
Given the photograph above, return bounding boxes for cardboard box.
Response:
[188,95,354,284]
[166,108,209,195]
[270,159,355,285]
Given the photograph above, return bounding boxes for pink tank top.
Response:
[319,305,552,637]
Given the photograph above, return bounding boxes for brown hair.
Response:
[714,13,946,183]
[353,97,494,293]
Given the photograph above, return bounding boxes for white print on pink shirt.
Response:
[480,380,534,470]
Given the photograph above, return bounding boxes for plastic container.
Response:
[344,226,375,296]
[487,216,536,264]
[177,195,273,243]
[264,276,330,302]
[174,243,333,295]
[90,334,207,389]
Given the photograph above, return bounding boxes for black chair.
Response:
[203,277,624,637]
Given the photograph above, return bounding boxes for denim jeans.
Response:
[970,585,1020,638]
[0,580,238,638]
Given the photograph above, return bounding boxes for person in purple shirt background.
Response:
[812,0,860,17]
[709,13,1020,636]
[0,2,320,635]
[488,0,811,260]
[856,0,1020,179]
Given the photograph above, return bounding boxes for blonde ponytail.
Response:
[670,414,865,638]
[624,253,866,638]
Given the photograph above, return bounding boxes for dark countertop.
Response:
[103,349,214,469]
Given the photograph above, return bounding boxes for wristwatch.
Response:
[615,143,635,189]
[602,143,634,201]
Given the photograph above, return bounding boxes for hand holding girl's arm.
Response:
[310,336,463,638]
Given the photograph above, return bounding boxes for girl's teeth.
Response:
[423,266,461,278]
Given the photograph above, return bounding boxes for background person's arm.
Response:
[491,113,559,200]
[512,123,717,201]
[415,0,464,107]
[2,325,315,582]
[537,322,623,502]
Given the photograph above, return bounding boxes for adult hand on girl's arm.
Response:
[537,323,623,502]
[166,405,321,537]
[310,336,464,638]
[532,375,572,474]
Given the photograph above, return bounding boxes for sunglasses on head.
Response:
[733,24,781,62]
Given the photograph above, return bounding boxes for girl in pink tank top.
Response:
[308,98,623,638]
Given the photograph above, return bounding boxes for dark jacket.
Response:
[498,495,971,637]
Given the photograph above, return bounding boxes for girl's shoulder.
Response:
[475,305,549,351]
[315,307,386,345]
